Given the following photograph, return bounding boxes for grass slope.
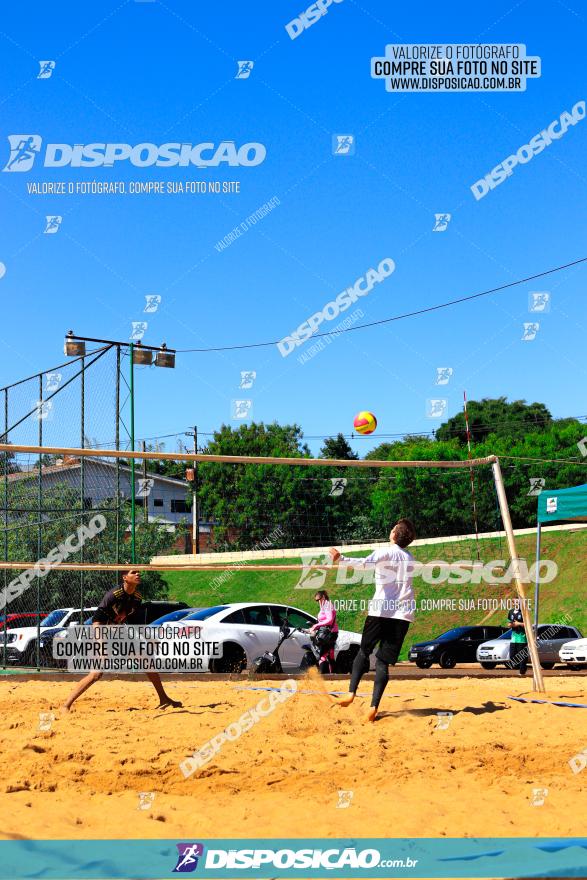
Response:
[162,528,587,659]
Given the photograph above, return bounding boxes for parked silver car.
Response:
[476,623,583,670]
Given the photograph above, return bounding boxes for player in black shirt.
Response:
[62,569,182,712]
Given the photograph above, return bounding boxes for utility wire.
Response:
[175,256,587,353]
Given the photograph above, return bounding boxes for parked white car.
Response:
[476,623,583,670]
[161,602,365,673]
[559,638,587,669]
[0,607,96,666]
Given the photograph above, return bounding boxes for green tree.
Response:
[435,397,553,444]
[320,434,359,460]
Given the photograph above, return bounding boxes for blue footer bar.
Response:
[0,838,586,878]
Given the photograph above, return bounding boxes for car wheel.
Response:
[480,662,497,670]
[209,643,246,673]
[335,645,359,674]
[415,657,433,669]
[569,664,586,671]
[22,646,38,668]
[439,651,457,669]
[540,661,555,670]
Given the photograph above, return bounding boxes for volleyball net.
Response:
[0,442,546,688]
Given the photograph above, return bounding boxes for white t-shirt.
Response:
[339,544,416,622]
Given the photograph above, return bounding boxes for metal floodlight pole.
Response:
[491,458,545,693]
[129,343,136,565]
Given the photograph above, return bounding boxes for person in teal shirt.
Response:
[508,601,528,676]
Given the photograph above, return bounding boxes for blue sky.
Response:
[1,0,586,456]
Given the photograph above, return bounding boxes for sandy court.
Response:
[0,673,586,845]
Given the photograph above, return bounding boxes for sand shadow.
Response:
[377,700,507,719]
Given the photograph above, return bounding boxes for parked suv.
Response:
[408,626,507,669]
[0,607,96,666]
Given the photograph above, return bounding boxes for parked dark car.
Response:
[38,601,190,667]
[408,625,507,669]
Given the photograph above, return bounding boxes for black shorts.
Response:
[360,615,410,665]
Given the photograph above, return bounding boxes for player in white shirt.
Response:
[329,518,416,722]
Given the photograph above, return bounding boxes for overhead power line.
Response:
[175,256,587,353]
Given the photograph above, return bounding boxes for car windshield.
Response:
[497,630,513,640]
[436,627,473,641]
[150,609,194,625]
[41,609,68,628]
[183,606,228,621]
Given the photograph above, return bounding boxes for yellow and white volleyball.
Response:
[353,411,377,435]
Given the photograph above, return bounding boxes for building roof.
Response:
[5,457,189,489]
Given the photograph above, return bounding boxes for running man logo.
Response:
[39,712,55,731]
[130,321,148,341]
[144,294,161,313]
[232,399,252,420]
[530,787,549,806]
[522,322,539,341]
[45,372,62,392]
[38,60,56,79]
[433,213,451,232]
[33,400,53,421]
[337,789,354,808]
[236,61,254,79]
[329,477,347,497]
[529,291,550,312]
[436,711,453,730]
[295,552,328,590]
[332,134,355,155]
[137,478,154,498]
[426,398,448,419]
[44,215,62,234]
[434,367,453,386]
[137,791,155,811]
[527,477,545,497]
[173,843,204,873]
[239,370,256,389]
[3,135,42,172]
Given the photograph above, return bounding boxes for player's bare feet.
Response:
[158,698,182,709]
[333,694,355,707]
[364,707,377,723]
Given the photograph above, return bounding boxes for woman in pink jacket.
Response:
[310,590,339,674]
